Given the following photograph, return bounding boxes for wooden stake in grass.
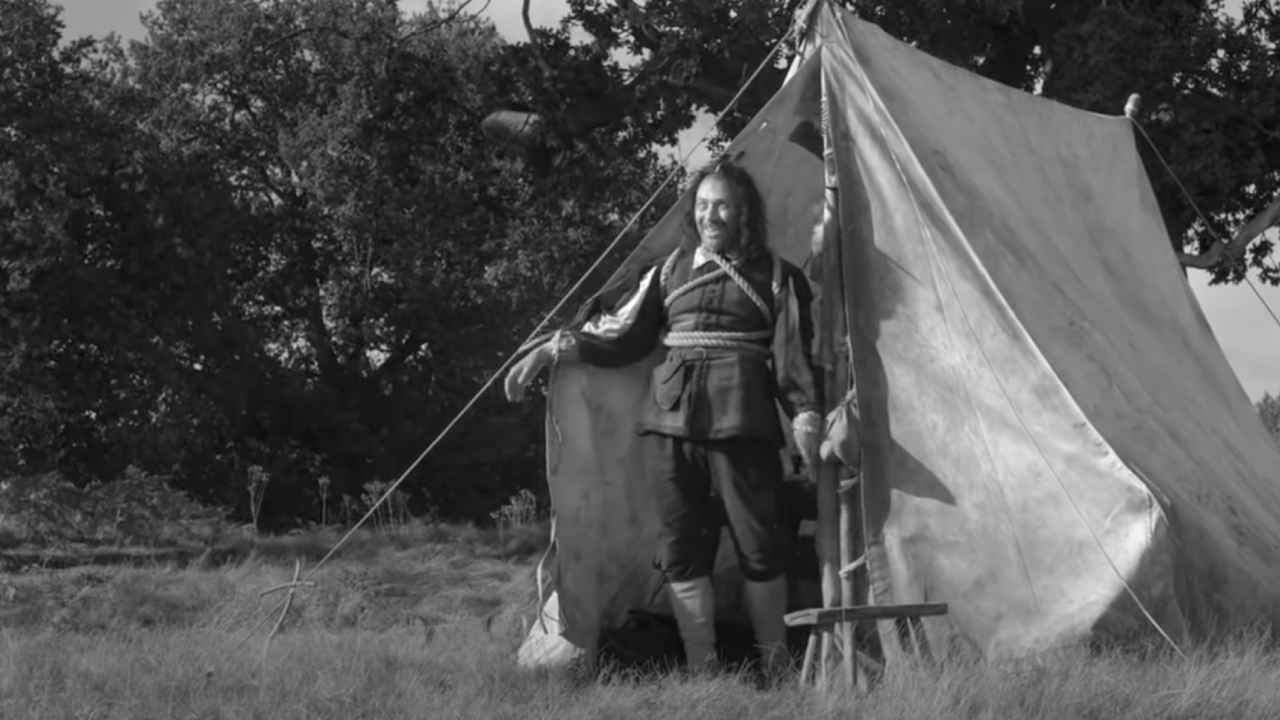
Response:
[317,476,330,527]
[247,466,270,534]
[260,559,315,664]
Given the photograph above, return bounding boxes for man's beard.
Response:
[699,227,737,254]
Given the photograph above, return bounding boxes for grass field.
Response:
[1,521,1279,720]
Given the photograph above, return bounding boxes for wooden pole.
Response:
[824,171,859,693]
[813,460,841,689]
[838,478,858,690]
[814,179,849,690]
[801,628,819,684]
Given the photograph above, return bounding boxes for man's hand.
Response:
[820,403,861,470]
[504,342,554,402]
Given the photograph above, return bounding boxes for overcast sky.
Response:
[53,0,1280,402]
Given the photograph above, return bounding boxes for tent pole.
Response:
[838,479,858,690]
[814,180,851,691]
[814,454,841,689]
[827,184,858,692]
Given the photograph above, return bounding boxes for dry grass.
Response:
[2,521,1279,719]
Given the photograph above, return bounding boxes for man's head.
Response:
[684,160,767,258]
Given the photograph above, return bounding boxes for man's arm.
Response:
[505,264,666,402]
[557,266,665,368]
[773,262,824,421]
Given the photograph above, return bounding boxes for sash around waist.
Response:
[662,332,772,360]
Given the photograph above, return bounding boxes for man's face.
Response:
[695,175,741,252]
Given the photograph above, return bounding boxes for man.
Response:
[505,160,824,677]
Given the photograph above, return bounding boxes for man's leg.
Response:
[709,438,791,678]
[648,434,720,670]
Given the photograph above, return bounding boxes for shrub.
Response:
[0,466,227,547]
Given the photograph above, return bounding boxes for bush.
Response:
[0,466,228,547]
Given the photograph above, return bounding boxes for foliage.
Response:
[1258,392,1280,447]
[496,0,1279,282]
[0,0,679,525]
[489,487,542,558]
[0,0,219,484]
[359,480,413,532]
[0,466,225,547]
[489,488,541,529]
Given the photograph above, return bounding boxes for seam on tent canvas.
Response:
[833,19,1187,659]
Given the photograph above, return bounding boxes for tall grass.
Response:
[1,521,1277,719]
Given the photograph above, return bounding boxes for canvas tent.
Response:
[516,0,1280,669]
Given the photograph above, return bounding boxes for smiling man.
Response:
[505,159,824,678]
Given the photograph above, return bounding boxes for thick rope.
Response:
[706,252,774,323]
[1128,117,1280,333]
[660,251,777,324]
[229,13,807,654]
[664,329,773,344]
[659,249,776,356]
[663,329,773,358]
[663,267,728,308]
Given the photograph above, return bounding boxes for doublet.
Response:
[569,245,823,448]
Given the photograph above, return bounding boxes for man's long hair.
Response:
[680,159,769,259]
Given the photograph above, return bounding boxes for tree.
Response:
[114,0,679,522]
[484,0,1280,284]
[0,0,239,483]
[2,0,683,525]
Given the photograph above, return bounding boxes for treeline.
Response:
[0,0,682,527]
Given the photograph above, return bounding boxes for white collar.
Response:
[693,245,714,269]
[693,245,743,269]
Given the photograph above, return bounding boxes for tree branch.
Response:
[399,0,491,43]
[291,235,344,385]
[614,0,664,51]
[482,0,781,165]
[371,329,425,385]
[523,0,554,79]
[1177,192,1280,269]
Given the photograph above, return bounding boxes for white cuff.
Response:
[550,330,576,365]
[792,410,822,435]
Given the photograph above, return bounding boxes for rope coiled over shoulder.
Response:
[658,248,785,357]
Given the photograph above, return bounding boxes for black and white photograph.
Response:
[3,0,1279,717]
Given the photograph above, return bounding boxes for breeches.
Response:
[648,433,789,583]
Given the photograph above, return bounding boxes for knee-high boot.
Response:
[668,576,717,670]
[743,575,790,676]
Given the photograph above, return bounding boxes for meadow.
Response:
[2,516,1279,720]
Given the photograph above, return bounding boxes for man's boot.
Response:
[668,576,718,672]
[743,575,791,680]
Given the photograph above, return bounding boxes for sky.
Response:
[53,0,1280,402]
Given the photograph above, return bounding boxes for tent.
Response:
[516,0,1280,669]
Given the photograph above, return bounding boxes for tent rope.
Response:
[1126,116,1280,333]
[229,13,808,655]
